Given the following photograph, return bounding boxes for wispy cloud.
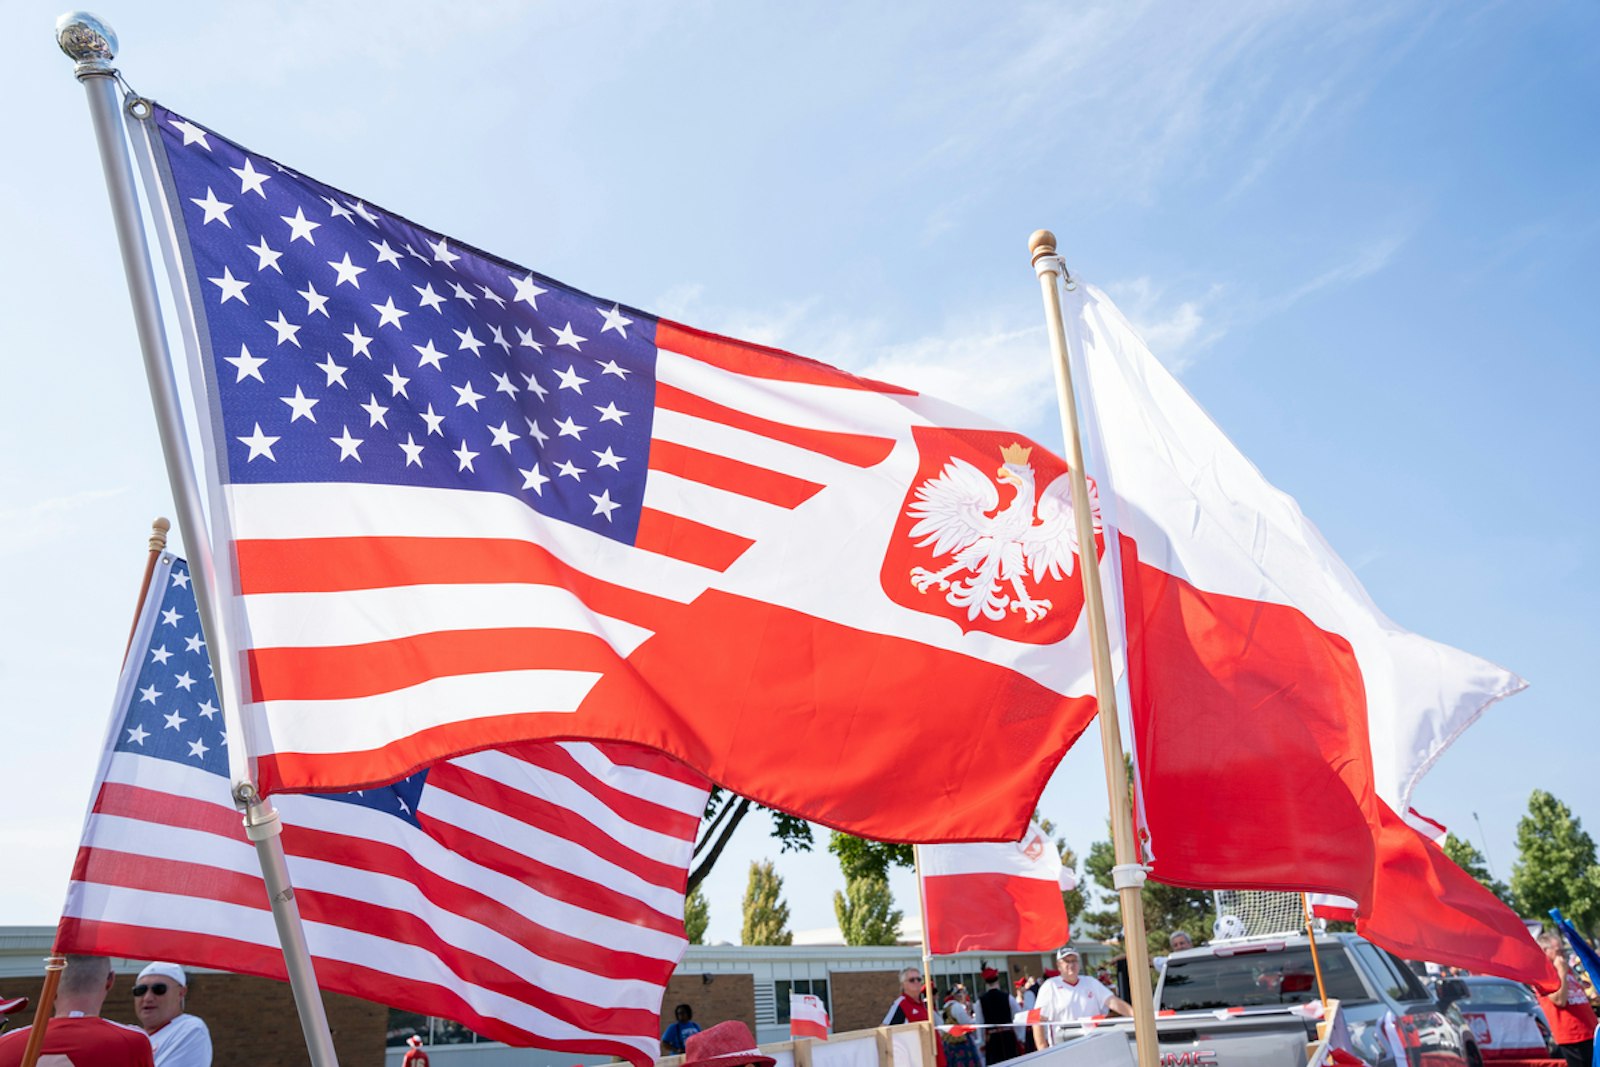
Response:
[1265,232,1409,314]
[0,489,130,554]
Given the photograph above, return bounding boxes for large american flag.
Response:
[140,103,1100,843]
[57,552,710,1065]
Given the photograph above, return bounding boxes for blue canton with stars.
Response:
[152,105,660,546]
[117,557,427,825]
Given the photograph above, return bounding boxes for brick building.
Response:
[0,927,1107,1065]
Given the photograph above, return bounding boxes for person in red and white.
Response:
[883,968,931,1026]
[1534,932,1598,1067]
[1030,946,1132,1048]
[402,1034,430,1066]
[0,955,153,1067]
[975,967,1021,1064]
[132,962,211,1067]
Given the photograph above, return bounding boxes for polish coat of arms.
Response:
[882,428,1102,643]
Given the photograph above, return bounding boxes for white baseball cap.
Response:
[135,962,188,988]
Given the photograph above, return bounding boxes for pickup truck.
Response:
[1040,932,1482,1067]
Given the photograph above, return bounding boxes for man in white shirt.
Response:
[132,962,212,1067]
[1030,946,1132,1048]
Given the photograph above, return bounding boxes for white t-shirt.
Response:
[150,1013,212,1067]
[1034,975,1114,1044]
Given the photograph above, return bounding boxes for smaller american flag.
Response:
[57,552,710,1066]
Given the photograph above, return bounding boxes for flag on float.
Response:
[921,822,1071,954]
[1306,893,1357,924]
[1060,283,1553,989]
[790,994,830,1041]
[132,103,1107,843]
[55,551,710,1066]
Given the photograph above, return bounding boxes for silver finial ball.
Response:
[56,11,117,63]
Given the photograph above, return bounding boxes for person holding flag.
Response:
[1535,931,1597,1067]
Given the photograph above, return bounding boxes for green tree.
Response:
[829,832,914,880]
[689,789,815,894]
[684,884,710,945]
[1512,790,1600,936]
[834,871,904,946]
[741,859,793,945]
[1441,833,1513,906]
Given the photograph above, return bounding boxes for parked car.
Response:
[1442,977,1555,1061]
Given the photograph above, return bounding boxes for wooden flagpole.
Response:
[21,518,172,1067]
[912,845,942,1067]
[1029,230,1160,1067]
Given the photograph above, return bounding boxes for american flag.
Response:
[140,103,1100,843]
[57,552,710,1065]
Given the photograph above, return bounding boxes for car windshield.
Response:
[1460,983,1537,1010]
[1161,947,1369,1011]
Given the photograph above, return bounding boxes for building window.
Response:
[775,979,830,1023]
[386,1009,494,1047]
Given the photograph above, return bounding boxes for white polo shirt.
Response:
[1034,973,1114,1044]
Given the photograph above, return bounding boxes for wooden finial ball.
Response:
[1029,229,1057,257]
[150,516,172,552]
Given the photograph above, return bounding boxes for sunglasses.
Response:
[132,983,171,997]
[907,976,925,983]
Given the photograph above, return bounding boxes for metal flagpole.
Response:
[54,14,341,1066]
[1029,230,1160,1067]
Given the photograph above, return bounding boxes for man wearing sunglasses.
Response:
[133,963,212,1066]
[883,968,931,1027]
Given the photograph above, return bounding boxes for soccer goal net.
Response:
[1211,890,1322,940]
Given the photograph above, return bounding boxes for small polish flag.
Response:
[1022,1008,1044,1025]
[791,994,830,1041]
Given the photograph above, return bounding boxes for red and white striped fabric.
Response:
[1062,283,1553,989]
[146,106,1106,844]
[921,822,1070,953]
[57,554,709,1067]
[790,994,831,1041]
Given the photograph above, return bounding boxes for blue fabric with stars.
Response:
[152,105,659,546]
[117,558,426,825]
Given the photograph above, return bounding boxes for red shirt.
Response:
[0,1015,155,1067]
[1539,972,1600,1045]
[403,1048,431,1067]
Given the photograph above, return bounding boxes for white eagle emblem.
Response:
[907,442,1100,623]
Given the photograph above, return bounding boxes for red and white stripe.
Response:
[217,320,1102,844]
[58,737,708,1066]
[920,823,1070,954]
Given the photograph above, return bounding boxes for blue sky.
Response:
[2,2,1595,947]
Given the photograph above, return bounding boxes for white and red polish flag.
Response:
[139,103,1110,842]
[921,822,1071,954]
[1060,283,1554,988]
[790,994,831,1041]
[56,553,710,1066]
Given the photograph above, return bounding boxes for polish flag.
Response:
[790,994,830,1041]
[921,822,1070,954]
[1062,284,1555,990]
[1307,893,1359,924]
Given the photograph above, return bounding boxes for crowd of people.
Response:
[877,943,1139,1067]
[0,957,211,1067]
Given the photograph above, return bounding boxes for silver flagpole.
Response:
[54,14,341,1066]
